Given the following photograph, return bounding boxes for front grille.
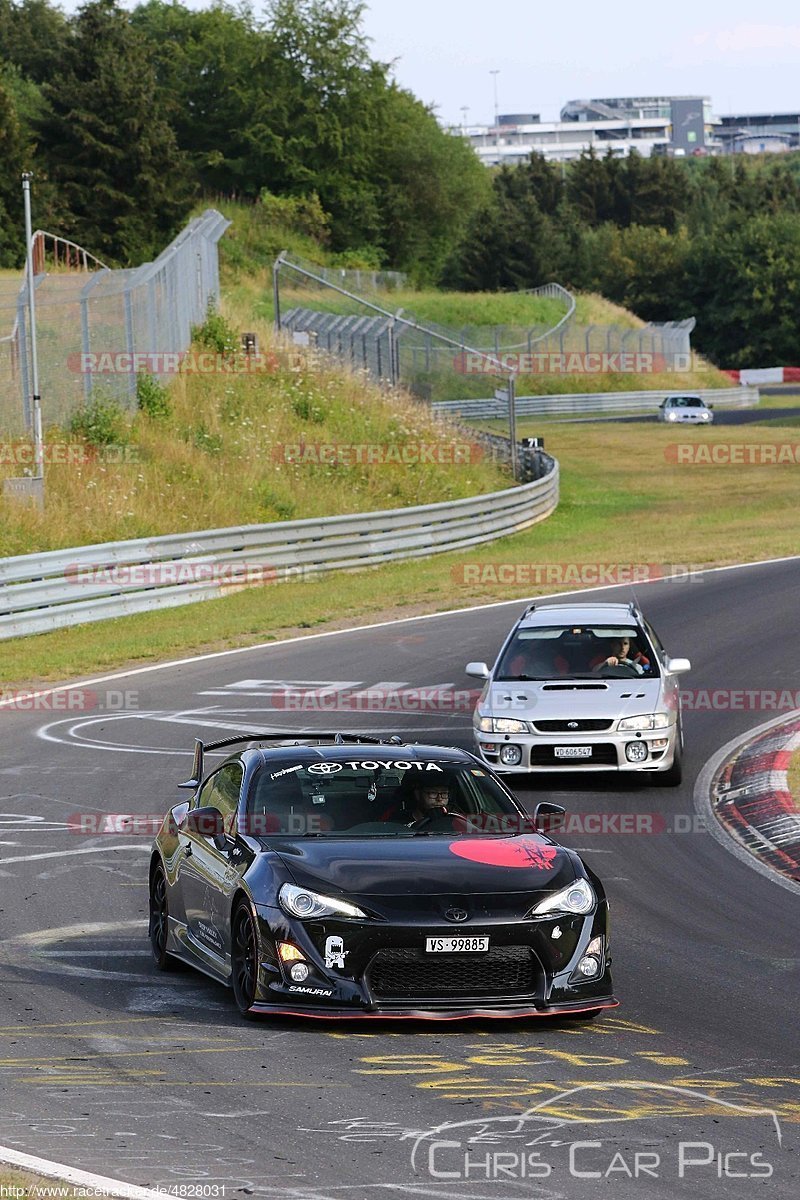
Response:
[530,744,618,766]
[533,719,614,733]
[367,945,536,1000]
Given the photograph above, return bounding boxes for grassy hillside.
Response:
[0,198,733,560]
[210,200,732,399]
[0,306,509,556]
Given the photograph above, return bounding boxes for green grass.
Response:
[756,391,800,408]
[788,748,800,812]
[3,418,799,688]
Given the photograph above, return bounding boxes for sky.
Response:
[60,1,800,126]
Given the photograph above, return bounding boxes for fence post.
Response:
[17,298,31,431]
[273,253,285,332]
[123,285,137,404]
[506,375,518,481]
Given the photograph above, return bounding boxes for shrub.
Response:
[191,303,239,355]
[68,395,129,447]
[136,372,172,420]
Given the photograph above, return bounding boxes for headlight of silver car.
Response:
[476,717,529,734]
[617,713,671,731]
[278,883,366,920]
[530,878,595,917]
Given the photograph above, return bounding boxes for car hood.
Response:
[270,835,575,897]
[485,677,663,720]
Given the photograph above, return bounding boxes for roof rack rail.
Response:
[178,730,399,791]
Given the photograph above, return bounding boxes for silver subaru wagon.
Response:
[467,602,691,786]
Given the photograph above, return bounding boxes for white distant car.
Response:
[467,601,691,786]
[658,395,714,423]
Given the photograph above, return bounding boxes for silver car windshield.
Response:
[496,625,659,681]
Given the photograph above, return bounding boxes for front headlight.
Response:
[476,716,529,734]
[618,713,671,731]
[530,877,595,917]
[278,883,366,920]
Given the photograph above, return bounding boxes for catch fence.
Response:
[0,210,230,436]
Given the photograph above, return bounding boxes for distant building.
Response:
[463,113,674,166]
[716,112,800,154]
[457,95,720,166]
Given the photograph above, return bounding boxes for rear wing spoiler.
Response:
[178,731,401,790]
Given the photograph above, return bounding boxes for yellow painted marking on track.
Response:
[0,1046,261,1066]
[665,1078,747,1090]
[745,1077,800,1087]
[634,1052,690,1066]
[13,1080,348,1087]
[0,1017,168,1033]
[355,1054,469,1076]
[465,1049,628,1068]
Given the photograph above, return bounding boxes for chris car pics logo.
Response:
[409,1084,782,1183]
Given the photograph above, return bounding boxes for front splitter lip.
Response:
[247,997,619,1021]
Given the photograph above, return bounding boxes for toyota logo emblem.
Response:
[444,907,469,923]
[567,721,579,729]
[308,762,342,775]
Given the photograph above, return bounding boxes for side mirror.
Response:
[666,656,691,675]
[532,801,566,833]
[185,806,226,846]
[466,661,490,680]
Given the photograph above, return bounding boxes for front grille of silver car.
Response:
[533,719,615,733]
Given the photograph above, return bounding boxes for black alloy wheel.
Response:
[149,863,173,970]
[231,902,259,1016]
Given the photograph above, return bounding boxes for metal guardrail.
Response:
[0,459,559,640]
[432,386,760,420]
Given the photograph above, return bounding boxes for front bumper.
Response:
[253,904,614,1016]
[247,998,619,1020]
[475,726,679,774]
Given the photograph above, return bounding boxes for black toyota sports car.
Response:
[148,733,617,1020]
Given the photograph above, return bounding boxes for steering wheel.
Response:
[597,661,641,678]
[411,811,468,832]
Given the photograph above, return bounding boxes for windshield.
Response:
[495,624,659,681]
[245,759,532,838]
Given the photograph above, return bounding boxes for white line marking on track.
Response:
[0,845,150,865]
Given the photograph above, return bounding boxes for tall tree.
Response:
[132,1,278,195]
[0,0,70,84]
[0,67,31,265]
[38,0,194,264]
[371,85,489,281]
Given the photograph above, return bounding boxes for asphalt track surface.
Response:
[570,405,800,426]
[1,559,799,1199]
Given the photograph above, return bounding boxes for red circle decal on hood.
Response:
[449,838,560,869]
